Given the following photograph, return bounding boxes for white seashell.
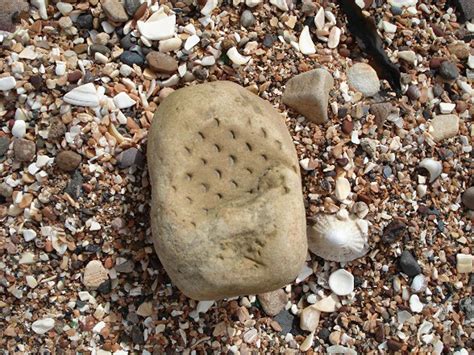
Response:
[417,184,427,198]
[63,83,100,107]
[23,229,37,242]
[328,269,354,296]
[32,318,55,334]
[137,15,176,41]
[201,56,216,66]
[12,120,26,138]
[113,92,136,109]
[201,0,218,15]
[184,34,200,51]
[270,0,289,11]
[314,7,325,30]
[31,0,48,20]
[298,26,315,55]
[325,11,336,26]
[410,274,427,293]
[456,254,473,273]
[159,37,183,52]
[245,0,262,8]
[308,213,369,262]
[335,176,351,201]
[227,47,251,65]
[0,76,17,91]
[409,294,424,313]
[328,26,341,49]
[300,305,320,332]
[418,158,442,183]
[439,102,455,114]
[313,293,339,312]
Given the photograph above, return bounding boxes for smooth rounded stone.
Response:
[103,0,129,23]
[125,0,142,16]
[398,50,416,64]
[120,34,137,50]
[406,85,420,101]
[147,81,307,300]
[146,51,178,74]
[89,44,111,57]
[120,51,145,66]
[300,305,321,332]
[76,14,93,29]
[462,187,474,210]
[347,63,380,97]
[55,150,82,172]
[399,250,421,277]
[0,76,16,91]
[257,289,288,316]
[32,318,55,334]
[116,147,144,168]
[240,10,256,28]
[83,260,109,289]
[0,136,10,157]
[438,61,459,80]
[429,114,459,142]
[313,293,340,312]
[13,138,36,162]
[282,68,334,124]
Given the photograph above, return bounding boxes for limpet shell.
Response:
[328,269,354,296]
[418,158,442,183]
[308,213,369,262]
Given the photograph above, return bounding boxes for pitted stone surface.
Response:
[148,81,307,300]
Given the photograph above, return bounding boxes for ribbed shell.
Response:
[308,214,368,262]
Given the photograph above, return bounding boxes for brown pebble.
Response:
[387,339,403,351]
[13,138,36,162]
[429,57,443,69]
[341,119,353,134]
[455,100,467,113]
[133,3,147,20]
[56,151,82,172]
[146,52,178,74]
[74,43,88,54]
[339,48,350,57]
[30,75,43,90]
[68,70,82,83]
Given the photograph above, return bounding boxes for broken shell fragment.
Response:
[418,158,442,183]
[226,47,251,65]
[63,83,100,107]
[328,269,354,296]
[299,26,316,55]
[308,213,369,262]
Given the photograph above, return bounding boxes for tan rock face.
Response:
[83,260,108,289]
[148,81,307,300]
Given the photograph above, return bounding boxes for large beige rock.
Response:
[429,114,459,142]
[282,68,334,124]
[148,81,307,300]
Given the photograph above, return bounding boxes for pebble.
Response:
[159,37,182,52]
[146,52,178,74]
[76,14,93,29]
[439,102,455,114]
[257,289,288,316]
[335,177,351,201]
[409,295,424,313]
[48,119,66,141]
[438,61,459,80]
[0,76,16,91]
[299,306,320,332]
[410,274,427,293]
[462,187,474,209]
[117,147,144,169]
[25,275,38,288]
[56,2,73,15]
[13,138,36,162]
[0,136,11,157]
[83,260,109,289]
[429,114,459,142]
[55,151,82,172]
[299,26,316,55]
[65,171,83,200]
[347,63,380,96]
[124,0,142,16]
[406,85,420,101]
[184,34,200,51]
[460,297,474,321]
[240,10,256,28]
[399,250,421,277]
[300,332,314,352]
[382,21,397,33]
[382,220,406,244]
[313,294,339,313]
[328,26,341,49]
[263,34,276,48]
[137,15,176,41]
[137,302,153,317]
[103,0,129,23]
[113,92,136,109]
[32,318,55,334]
[22,229,37,242]
[120,51,145,67]
[273,310,295,335]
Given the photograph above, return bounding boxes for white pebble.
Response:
[299,26,316,55]
[439,102,456,114]
[382,21,397,33]
[23,229,37,242]
[409,294,424,313]
[26,275,38,288]
[113,92,136,109]
[55,61,66,76]
[201,56,216,66]
[184,34,200,51]
[328,26,341,49]
[32,318,55,334]
[12,120,26,138]
[0,76,17,91]
[56,2,73,15]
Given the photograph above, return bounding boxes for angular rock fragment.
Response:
[148,81,307,300]
[282,68,334,124]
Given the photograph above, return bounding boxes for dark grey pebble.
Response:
[399,250,421,277]
[120,51,145,67]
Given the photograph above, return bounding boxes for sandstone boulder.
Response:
[148,81,307,300]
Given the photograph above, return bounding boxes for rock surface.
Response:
[83,260,109,289]
[429,114,459,142]
[257,289,288,316]
[147,81,307,300]
[347,63,380,96]
[282,68,334,124]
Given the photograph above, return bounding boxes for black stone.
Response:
[130,325,145,345]
[89,44,111,57]
[65,171,83,200]
[120,51,145,67]
[263,34,276,48]
[273,309,294,335]
[30,75,43,90]
[193,67,208,81]
[318,328,331,341]
[125,0,142,16]
[0,136,10,157]
[97,279,112,294]
[438,61,459,80]
[76,14,93,30]
[454,0,474,21]
[399,250,421,277]
[382,220,407,244]
[391,6,403,15]
[120,34,137,50]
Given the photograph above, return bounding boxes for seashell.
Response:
[328,26,341,49]
[328,269,354,296]
[418,158,442,183]
[327,345,357,355]
[201,0,219,15]
[314,7,325,30]
[113,92,136,109]
[409,294,424,313]
[12,120,26,138]
[63,83,100,107]
[410,274,427,293]
[299,26,315,55]
[300,332,314,352]
[270,0,289,11]
[335,176,351,201]
[227,47,251,65]
[308,213,369,262]
[184,34,200,51]
[137,15,176,41]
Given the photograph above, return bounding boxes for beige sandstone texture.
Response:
[147,81,307,300]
